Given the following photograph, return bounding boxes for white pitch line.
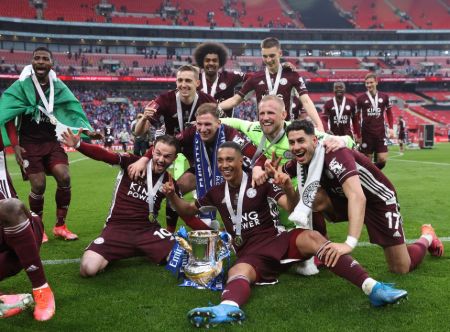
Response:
[9,157,89,176]
[388,159,450,166]
[42,237,450,266]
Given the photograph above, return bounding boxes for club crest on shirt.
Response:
[329,157,346,176]
[94,237,105,245]
[302,181,320,208]
[246,188,257,198]
[280,78,287,85]
[346,105,351,110]
[378,98,383,103]
[219,82,227,90]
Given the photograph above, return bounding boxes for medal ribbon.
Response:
[201,71,219,98]
[265,64,282,95]
[224,172,248,238]
[146,159,165,218]
[176,92,198,131]
[31,70,56,124]
[332,96,346,125]
[366,91,378,115]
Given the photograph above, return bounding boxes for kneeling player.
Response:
[61,130,209,277]
[163,142,408,328]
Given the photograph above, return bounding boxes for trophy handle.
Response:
[175,236,192,253]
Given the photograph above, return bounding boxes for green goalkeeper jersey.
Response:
[221,118,355,166]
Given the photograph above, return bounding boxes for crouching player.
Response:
[0,122,55,321]
[162,141,408,328]
[61,130,209,277]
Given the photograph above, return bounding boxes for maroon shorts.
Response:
[234,229,306,283]
[0,214,43,280]
[86,222,175,263]
[21,141,68,177]
[329,195,405,248]
[360,133,388,154]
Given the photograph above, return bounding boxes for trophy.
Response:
[181,230,226,287]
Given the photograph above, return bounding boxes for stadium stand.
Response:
[390,0,449,29]
[334,0,411,29]
[0,0,35,19]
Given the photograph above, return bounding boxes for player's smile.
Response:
[288,130,317,165]
[32,50,53,82]
[204,54,220,76]
[217,147,243,186]
[196,113,220,143]
[258,99,286,140]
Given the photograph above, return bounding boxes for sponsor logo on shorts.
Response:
[393,231,402,238]
[94,237,105,244]
[302,181,320,208]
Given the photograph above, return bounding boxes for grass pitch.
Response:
[1,143,449,331]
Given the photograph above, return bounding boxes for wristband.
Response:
[74,140,81,149]
[345,235,358,249]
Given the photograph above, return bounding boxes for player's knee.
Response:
[79,260,100,277]
[0,198,27,227]
[296,230,326,255]
[31,183,46,195]
[57,174,71,187]
[389,264,410,275]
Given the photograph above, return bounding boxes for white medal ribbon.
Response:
[176,91,198,132]
[366,91,378,115]
[146,159,165,217]
[250,128,285,167]
[224,172,248,237]
[31,70,56,124]
[332,96,346,126]
[265,64,282,95]
[201,71,219,98]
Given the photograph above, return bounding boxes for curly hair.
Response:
[193,42,228,68]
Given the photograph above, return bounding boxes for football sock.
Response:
[29,192,44,219]
[361,277,377,295]
[407,238,428,271]
[33,283,49,291]
[221,275,251,307]
[55,186,71,226]
[312,212,327,237]
[421,234,433,246]
[221,300,239,307]
[328,255,368,288]
[3,220,47,288]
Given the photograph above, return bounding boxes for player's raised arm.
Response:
[61,128,120,164]
[218,94,243,113]
[299,93,324,131]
